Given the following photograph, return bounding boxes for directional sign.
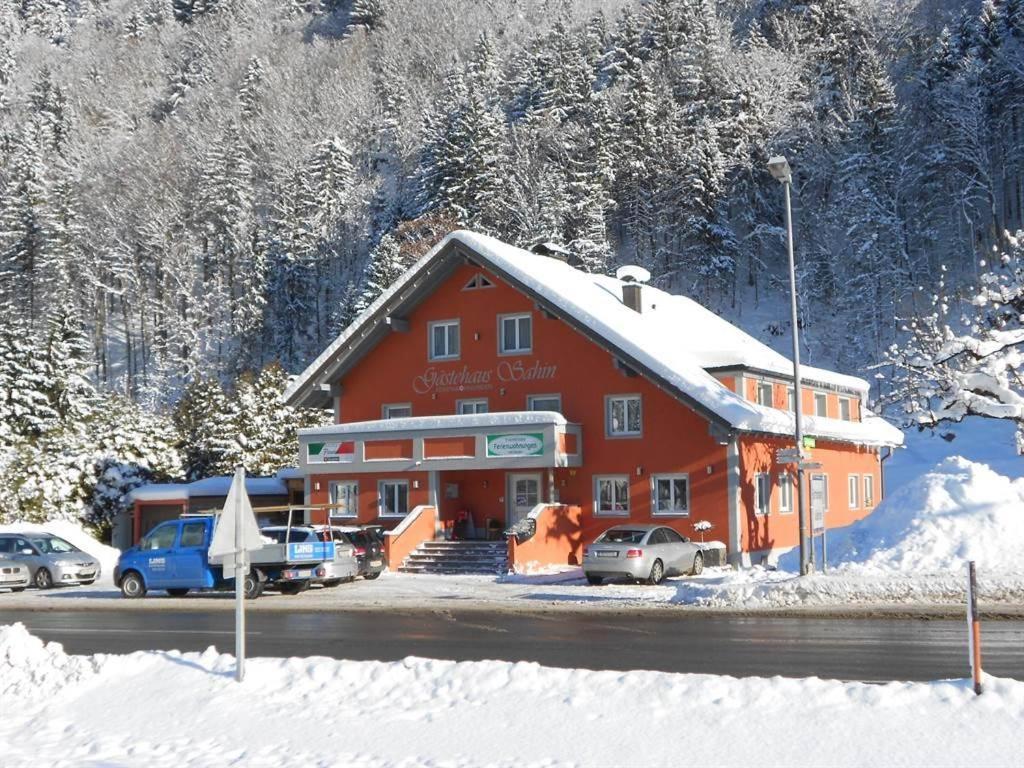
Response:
[799,461,823,470]
[776,448,805,464]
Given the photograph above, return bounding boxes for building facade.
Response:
[285,231,903,567]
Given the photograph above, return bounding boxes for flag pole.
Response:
[235,465,246,683]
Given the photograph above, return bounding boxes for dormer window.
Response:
[463,274,495,290]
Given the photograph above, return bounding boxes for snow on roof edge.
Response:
[299,410,568,437]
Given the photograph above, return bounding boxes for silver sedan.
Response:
[582,525,705,586]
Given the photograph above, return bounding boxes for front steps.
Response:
[399,540,508,575]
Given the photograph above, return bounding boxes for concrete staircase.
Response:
[399,540,508,575]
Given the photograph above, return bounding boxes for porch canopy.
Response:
[298,411,582,474]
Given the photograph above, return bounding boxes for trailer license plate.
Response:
[284,569,306,579]
[369,560,382,567]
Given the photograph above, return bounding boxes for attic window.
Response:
[463,274,494,291]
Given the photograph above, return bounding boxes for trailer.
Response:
[113,512,356,599]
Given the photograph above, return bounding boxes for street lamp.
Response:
[767,155,811,576]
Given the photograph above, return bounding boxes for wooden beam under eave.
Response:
[385,316,409,333]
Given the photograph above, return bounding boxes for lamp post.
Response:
[767,155,811,576]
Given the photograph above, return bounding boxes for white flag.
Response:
[209,469,264,578]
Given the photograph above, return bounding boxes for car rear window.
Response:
[598,529,646,544]
[261,528,317,544]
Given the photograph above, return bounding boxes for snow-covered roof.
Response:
[129,476,291,503]
[300,411,567,438]
[285,230,902,447]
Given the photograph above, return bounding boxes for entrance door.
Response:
[507,473,542,527]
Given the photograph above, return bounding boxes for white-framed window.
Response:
[428,319,460,360]
[328,481,358,518]
[606,394,642,437]
[864,475,875,507]
[382,403,411,419]
[594,476,630,516]
[527,394,562,413]
[814,392,828,417]
[457,399,488,414]
[378,480,409,518]
[757,382,773,407]
[778,473,794,514]
[848,474,860,509]
[498,313,532,355]
[754,473,771,516]
[787,388,796,412]
[651,474,690,516]
[839,397,851,421]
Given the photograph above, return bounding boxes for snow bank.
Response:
[0,624,97,699]
[827,457,1024,574]
[0,519,121,583]
[0,623,1021,768]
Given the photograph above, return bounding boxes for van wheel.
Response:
[120,571,147,599]
[244,572,264,600]
[646,559,665,586]
[34,568,54,589]
[690,552,704,576]
[166,588,189,597]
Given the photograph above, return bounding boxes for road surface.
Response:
[4,608,1023,682]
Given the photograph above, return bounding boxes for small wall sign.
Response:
[486,433,544,458]
[307,441,355,463]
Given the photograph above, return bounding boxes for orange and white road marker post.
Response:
[967,561,983,695]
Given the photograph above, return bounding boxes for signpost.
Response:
[208,467,264,682]
[967,561,983,695]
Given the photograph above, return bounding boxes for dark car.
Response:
[327,526,384,580]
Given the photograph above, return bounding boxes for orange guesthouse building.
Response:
[284,231,903,570]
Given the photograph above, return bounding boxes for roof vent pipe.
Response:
[615,266,651,314]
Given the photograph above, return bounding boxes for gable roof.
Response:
[285,230,903,447]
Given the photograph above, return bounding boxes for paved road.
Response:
[4,608,1023,681]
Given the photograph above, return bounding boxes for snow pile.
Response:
[0,624,97,699]
[0,519,121,583]
[828,457,1024,575]
[1,624,1022,768]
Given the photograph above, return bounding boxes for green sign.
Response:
[486,433,544,458]
[803,436,816,449]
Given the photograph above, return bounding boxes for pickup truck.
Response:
[114,515,356,599]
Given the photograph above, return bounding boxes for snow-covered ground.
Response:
[0,623,1020,768]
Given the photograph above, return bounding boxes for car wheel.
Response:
[34,568,54,590]
[363,571,381,581]
[166,588,189,597]
[586,574,603,586]
[690,551,704,576]
[244,572,264,600]
[120,571,147,599]
[646,559,665,586]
